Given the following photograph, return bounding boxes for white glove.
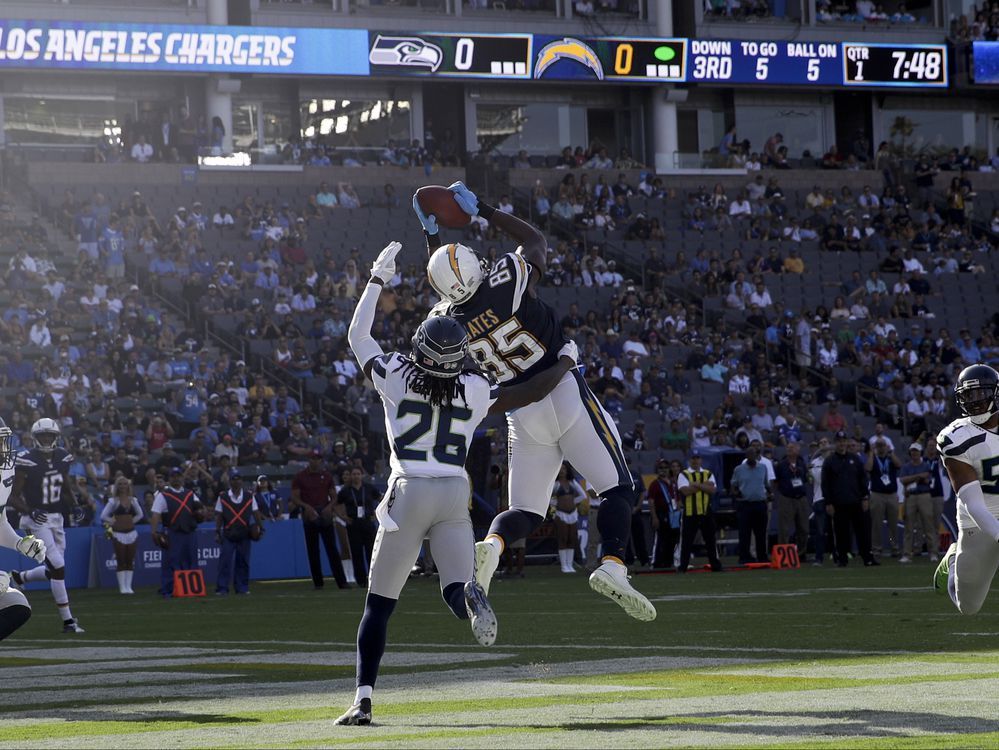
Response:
[0,571,9,597]
[558,340,579,364]
[17,534,46,563]
[370,240,403,284]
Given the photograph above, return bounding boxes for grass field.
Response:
[1,559,998,749]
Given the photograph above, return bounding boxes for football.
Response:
[415,185,472,228]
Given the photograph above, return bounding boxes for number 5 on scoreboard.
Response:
[756,58,768,80]
[807,58,820,81]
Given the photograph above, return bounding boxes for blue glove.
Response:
[71,506,86,525]
[447,181,479,216]
[412,194,439,235]
[29,509,48,525]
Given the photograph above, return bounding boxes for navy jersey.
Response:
[442,252,566,386]
[15,447,73,510]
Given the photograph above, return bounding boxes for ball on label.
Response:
[415,185,471,229]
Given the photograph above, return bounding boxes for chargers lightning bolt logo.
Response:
[534,38,604,80]
[369,35,444,72]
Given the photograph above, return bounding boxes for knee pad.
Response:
[46,566,66,581]
[488,509,545,548]
[0,604,31,641]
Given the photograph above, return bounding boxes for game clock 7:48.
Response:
[843,43,947,87]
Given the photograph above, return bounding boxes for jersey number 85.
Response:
[469,318,545,383]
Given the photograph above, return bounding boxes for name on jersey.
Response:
[465,308,501,338]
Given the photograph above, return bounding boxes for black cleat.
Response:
[334,698,372,726]
[62,618,85,634]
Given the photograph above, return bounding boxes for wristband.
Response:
[368,277,384,287]
[476,201,496,221]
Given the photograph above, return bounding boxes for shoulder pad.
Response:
[937,420,987,459]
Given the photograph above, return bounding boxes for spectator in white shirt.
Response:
[497,195,515,214]
[130,135,154,163]
[902,250,926,275]
[817,337,838,368]
[748,281,773,309]
[729,192,751,218]
[598,260,623,287]
[213,206,234,228]
[29,318,52,347]
[728,364,752,395]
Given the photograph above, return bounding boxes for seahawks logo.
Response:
[534,37,604,80]
[369,35,443,72]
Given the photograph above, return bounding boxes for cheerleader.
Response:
[551,463,586,573]
[100,476,143,594]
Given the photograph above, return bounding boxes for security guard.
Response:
[150,467,205,597]
[214,470,264,595]
[676,451,723,573]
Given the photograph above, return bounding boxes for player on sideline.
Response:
[934,364,999,614]
[7,418,85,633]
[0,417,47,641]
[335,241,577,726]
[414,182,656,622]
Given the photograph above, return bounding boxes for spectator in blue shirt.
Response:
[5,350,34,384]
[730,446,771,564]
[957,331,981,363]
[701,354,728,383]
[75,201,100,259]
[148,252,176,276]
[100,215,126,278]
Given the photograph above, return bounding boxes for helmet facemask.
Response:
[956,384,998,425]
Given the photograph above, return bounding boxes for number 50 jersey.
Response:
[370,353,497,479]
[15,447,74,529]
[439,252,566,386]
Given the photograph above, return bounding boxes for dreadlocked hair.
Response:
[394,358,468,410]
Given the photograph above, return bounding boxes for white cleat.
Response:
[588,561,657,622]
[474,541,500,596]
[464,581,498,647]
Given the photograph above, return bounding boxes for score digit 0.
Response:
[455,37,474,71]
[614,43,633,75]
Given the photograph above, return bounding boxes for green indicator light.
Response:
[654,46,676,62]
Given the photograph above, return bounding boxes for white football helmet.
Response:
[30,418,61,453]
[427,243,484,305]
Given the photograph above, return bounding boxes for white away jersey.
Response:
[937,417,999,526]
[370,352,497,479]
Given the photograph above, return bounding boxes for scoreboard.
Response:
[842,43,947,87]
[366,32,948,89]
[687,39,840,86]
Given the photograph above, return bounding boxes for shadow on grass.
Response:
[453,709,999,738]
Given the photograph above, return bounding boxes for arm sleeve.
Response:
[100,500,115,524]
[509,252,532,312]
[348,281,385,372]
[0,511,22,551]
[133,498,144,523]
[957,481,999,542]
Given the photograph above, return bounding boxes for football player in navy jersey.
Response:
[7,418,85,633]
[414,183,656,622]
[0,416,47,641]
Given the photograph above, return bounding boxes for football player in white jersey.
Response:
[0,417,47,640]
[934,364,999,614]
[7,418,85,633]
[335,241,577,726]
[415,183,656,623]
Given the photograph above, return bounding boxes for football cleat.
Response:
[933,542,957,594]
[334,698,372,726]
[588,560,657,622]
[464,581,497,647]
[474,541,500,596]
[62,619,85,634]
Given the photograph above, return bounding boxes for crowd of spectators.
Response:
[951,0,999,41]
[3,126,998,575]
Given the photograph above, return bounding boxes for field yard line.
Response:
[0,639,932,656]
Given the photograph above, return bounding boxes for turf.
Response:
[0,559,997,748]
